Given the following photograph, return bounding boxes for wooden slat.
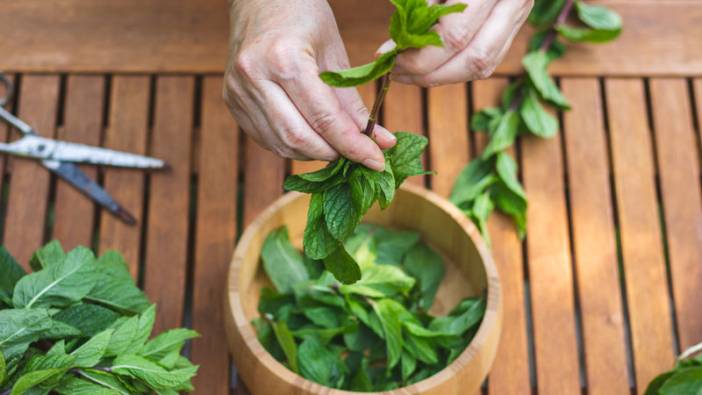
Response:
[384,83,425,185]
[52,75,104,249]
[521,105,580,395]
[191,76,238,395]
[0,74,16,240]
[648,79,702,351]
[472,79,531,395]
[3,75,59,266]
[243,138,285,227]
[1,1,701,76]
[143,76,195,333]
[604,78,675,391]
[694,79,702,147]
[561,78,629,395]
[99,76,150,277]
[427,83,468,197]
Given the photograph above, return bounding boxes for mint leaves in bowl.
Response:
[225,184,501,395]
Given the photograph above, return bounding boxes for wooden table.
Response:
[0,1,700,394]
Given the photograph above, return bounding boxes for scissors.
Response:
[0,73,168,225]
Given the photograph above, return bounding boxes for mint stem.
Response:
[364,73,391,136]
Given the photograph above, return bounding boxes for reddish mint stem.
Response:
[363,73,391,136]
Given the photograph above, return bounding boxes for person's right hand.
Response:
[223,0,396,171]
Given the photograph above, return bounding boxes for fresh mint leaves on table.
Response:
[287,0,467,284]
[644,342,702,395]
[450,0,622,244]
[254,224,486,391]
[0,241,199,395]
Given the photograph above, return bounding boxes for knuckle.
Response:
[233,50,257,79]
[267,40,303,80]
[279,127,307,150]
[309,111,339,135]
[270,144,295,159]
[441,25,471,53]
[467,50,496,80]
[401,56,432,75]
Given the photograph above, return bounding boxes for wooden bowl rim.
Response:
[227,183,500,395]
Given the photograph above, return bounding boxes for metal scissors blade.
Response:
[0,134,167,169]
[42,159,137,225]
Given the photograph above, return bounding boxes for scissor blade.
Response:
[42,160,137,225]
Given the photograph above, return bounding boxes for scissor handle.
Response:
[0,73,11,108]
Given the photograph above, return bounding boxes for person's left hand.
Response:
[379,0,534,87]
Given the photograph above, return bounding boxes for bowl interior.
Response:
[238,187,489,327]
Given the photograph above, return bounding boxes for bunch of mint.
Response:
[451,0,622,243]
[285,133,429,284]
[0,242,199,395]
[253,224,485,391]
[288,0,467,284]
[644,343,702,395]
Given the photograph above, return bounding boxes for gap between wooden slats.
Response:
[190,76,238,395]
[604,78,676,391]
[521,79,581,394]
[3,75,60,267]
[647,79,702,351]
[0,74,17,245]
[561,78,630,395]
[52,75,105,249]
[471,78,532,395]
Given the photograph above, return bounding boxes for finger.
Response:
[393,0,531,87]
[333,87,397,150]
[273,65,387,171]
[392,0,498,76]
[255,80,339,161]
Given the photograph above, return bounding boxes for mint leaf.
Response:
[389,0,467,50]
[644,371,675,395]
[349,169,376,215]
[386,132,429,185]
[575,1,622,33]
[403,332,438,365]
[556,25,621,43]
[401,351,417,382]
[111,354,198,391]
[429,296,486,336]
[403,243,445,310]
[340,265,415,298]
[271,320,298,373]
[10,368,66,395]
[261,227,310,293]
[70,329,113,368]
[450,156,497,208]
[138,329,199,361]
[53,303,120,337]
[522,51,570,109]
[520,87,558,138]
[371,299,407,369]
[0,309,65,360]
[467,192,494,244]
[323,183,360,241]
[86,251,150,314]
[0,351,6,387]
[528,0,566,28]
[320,51,398,88]
[29,240,65,271]
[322,245,362,285]
[481,110,520,158]
[0,247,25,306]
[297,337,345,388]
[55,376,122,395]
[105,305,155,357]
[302,307,341,329]
[470,107,502,132]
[660,367,702,395]
[303,193,338,260]
[13,247,98,309]
[374,227,419,265]
[74,370,130,395]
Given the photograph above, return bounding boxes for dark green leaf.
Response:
[528,0,566,28]
[0,247,25,306]
[644,371,675,395]
[72,370,131,395]
[70,329,113,368]
[522,51,570,109]
[323,244,362,284]
[297,337,345,388]
[659,367,702,395]
[324,184,360,241]
[430,296,486,336]
[302,256,325,280]
[528,30,566,61]
[0,309,73,361]
[481,110,520,158]
[257,288,295,321]
[303,193,338,260]
[386,132,429,185]
[450,156,497,208]
[261,227,309,293]
[470,107,502,132]
[374,227,420,265]
[320,51,398,88]
[349,169,376,215]
[495,153,526,200]
[349,357,373,391]
[293,322,357,344]
[492,182,527,238]
[403,333,438,365]
[403,243,445,310]
[86,251,150,314]
[520,87,558,138]
[53,303,120,337]
[467,192,494,245]
[283,160,346,193]
[302,306,341,329]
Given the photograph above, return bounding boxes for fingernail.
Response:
[373,126,397,148]
[376,40,396,56]
[363,158,385,172]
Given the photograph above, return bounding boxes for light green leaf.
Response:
[520,87,558,138]
[55,376,121,395]
[86,251,150,314]
[261,227,309,293]
[138,328,199,360]
[0,350,6,386]
[575,1,622,32]
[659,367,702,395]
[429,296,486,336]
[470,107,502,132]
[389,0,467,50]
[319,51,398,88]
[403,243,445,310]
[111,354,198,391]
[104,306,155,357]
[10,369,65,395]
[492,182,527,238]
[495,153,526,200]
[467,192,494,245]
[403,333,438,365]
[401,351,417,382]
[371,299,407,369]
[13,247,98,309]
[0,309,68,361]
[74,370,130,395]
[70,329,113,368]
[271,320,298,373]
[522,51,570,109]
[284,160,346,193]
[340,264,415,298]
[303,193,339,260]
[556,25,621,43]
[374,227,420,265]
[482,110,520,158]
[349,169,376,215]
[323,244,362,284]
[450,156,497,208]
[386,132,429,185]
[28,240,65,271]
[0,247,25,305]
[302,307,340,329]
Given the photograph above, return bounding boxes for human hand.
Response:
[223,0,396,171]
[381,0,534,87]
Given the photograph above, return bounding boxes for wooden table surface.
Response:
[0,1,700,394]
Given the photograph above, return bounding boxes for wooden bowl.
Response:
[225,183,502,395]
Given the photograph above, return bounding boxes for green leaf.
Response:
[0,309,71,361]
[373,166,396,210]
[284,160,346,193]
[470,107,502,132]
[74,370,130,395]
[374,227,420,265]
[29,240,65,271]
[340,264,415,298]
[261,227,310,293]
[105,305,155,357]
[55,376,121,395]
[10,369,66,395]
[403,332,438,365]
[349,169,376,215]
[323,183,360,241]
[53,303,121,337]
[0,247,25,305]
[522,51,570,109]
[322,244,362,284]
[528,0,566,28]
[0,350,6,386]
[389,0,467,50]
[319,51,398,88]
[401,351,417,382]
[293,322,357,344]
[297,337,345,388]
[70,329,113,368]
[86,251,150,314]
[349,357,373,391]
[482,110,520,158]
[111,354,198,391]
[528,30,566,61]
[495,153,526,200]
[371,299,407,369]
[492,182,527,238]
[302,307,340,329]
[271,320,298,373]
[575,1,622,32]
[450,156,497,208]
[138,328,199,360]
[429,296,486,336]
[659,367,702,395]
[520,87,558,138]
[644,371,675,395]
[13,247,98,309]
[386,132,429,185]
[468,192,494,245]
[556,25,621,43]
[303,193,338,260]
[403,243,445,310]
